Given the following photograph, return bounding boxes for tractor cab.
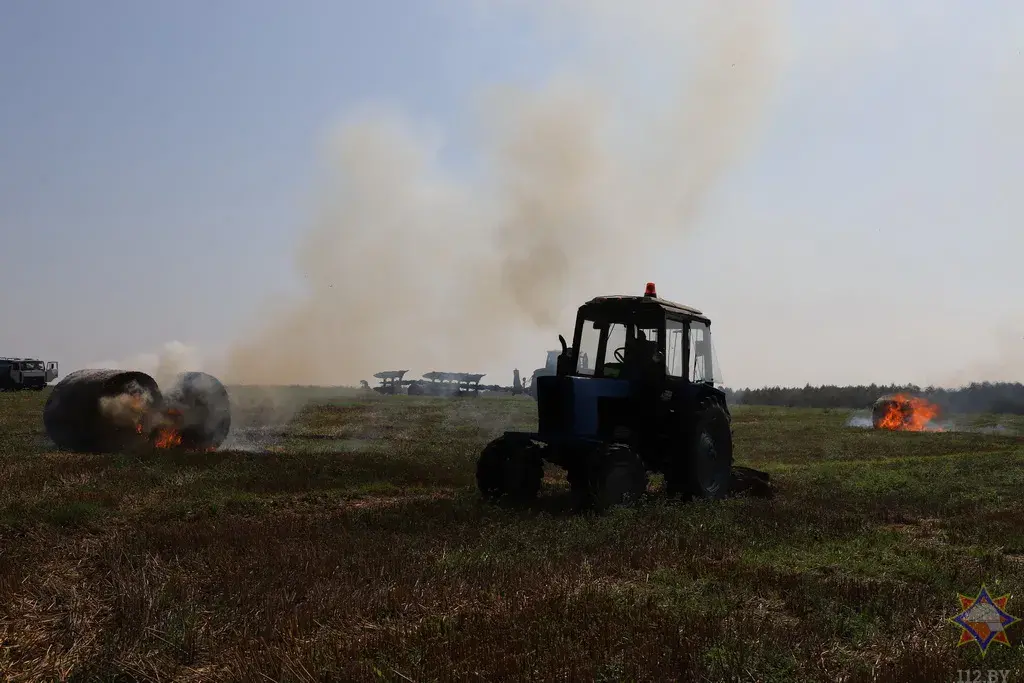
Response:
[555,282,716,385]
[476,283,757,511]
[540,282,725,438]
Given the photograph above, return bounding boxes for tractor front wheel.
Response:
[476,435,544,503]
[667,401,734,500]
[572,443,648,511]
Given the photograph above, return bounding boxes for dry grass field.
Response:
[2,387,1024,681]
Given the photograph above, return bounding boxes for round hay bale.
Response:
[161,371,232,450]
[43,369,162,453]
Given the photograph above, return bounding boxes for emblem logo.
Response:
[949,585,1018,656]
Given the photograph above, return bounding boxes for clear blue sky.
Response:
[2,0,1022,388]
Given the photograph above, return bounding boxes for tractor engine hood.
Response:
[536,375,631,439]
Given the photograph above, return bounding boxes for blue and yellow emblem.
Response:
[949,585,1018,656]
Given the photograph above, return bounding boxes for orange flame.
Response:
[154,428,183,449]
[876,393,942,432]
[153,408,184,449]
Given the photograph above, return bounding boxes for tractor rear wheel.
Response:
[667,401,733,500]
[476,435,543,503]
[572,443,648,511]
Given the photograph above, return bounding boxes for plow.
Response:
[367,370,515,396]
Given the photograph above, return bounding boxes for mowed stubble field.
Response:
[2,387,1024,682]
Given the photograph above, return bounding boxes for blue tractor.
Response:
[476,282,770,510]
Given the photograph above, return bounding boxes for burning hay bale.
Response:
[43,369,232,453]
[43,369,163,452]
[871,393,942,431]
[159,371,232,450]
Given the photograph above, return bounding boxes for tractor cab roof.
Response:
[580,291,710,325]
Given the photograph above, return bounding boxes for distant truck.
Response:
[0,358,58,391]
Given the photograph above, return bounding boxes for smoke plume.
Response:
[97,380,155,429]
[216,0,791,387]
[90,341,203,389]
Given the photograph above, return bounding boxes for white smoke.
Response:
[215,0,792,387]
[89,340,205,388]
[77,0,794,392]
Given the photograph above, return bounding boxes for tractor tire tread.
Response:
[667,399,734,501]
[476,435,543,502]
[575,442,648,511]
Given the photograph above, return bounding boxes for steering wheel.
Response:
[613,347,626,363]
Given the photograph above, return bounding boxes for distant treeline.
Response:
[721,382,1024,415]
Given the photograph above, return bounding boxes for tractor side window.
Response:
[665,319,685,377]
[688,321,713,383]
[576,320,599,375]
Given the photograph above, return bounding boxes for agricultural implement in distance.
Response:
[371,370,409,395]
[370,370,492,396]
[476,282,772,510]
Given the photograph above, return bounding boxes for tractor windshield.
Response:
[577,318,660,379]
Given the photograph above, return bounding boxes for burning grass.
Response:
[1,392,1024,680]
